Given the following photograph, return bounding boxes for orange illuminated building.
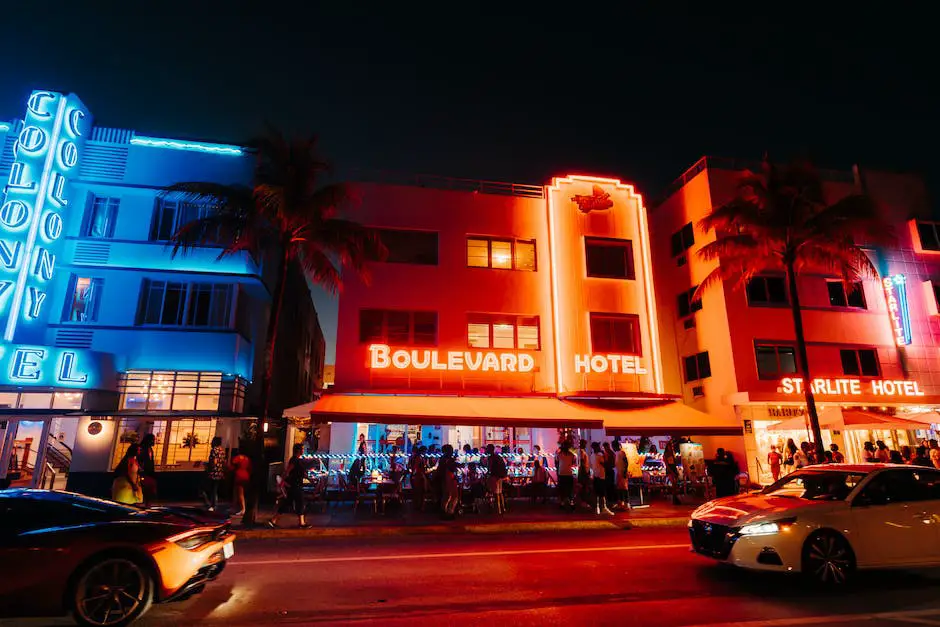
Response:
[299,173,739,461]
[652,157,940,483]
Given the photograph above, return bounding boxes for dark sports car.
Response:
[0,489,235,626]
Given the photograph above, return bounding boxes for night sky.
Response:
[4,1,936,361]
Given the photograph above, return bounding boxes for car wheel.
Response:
[802,531,855,585]
[70,556,154,627]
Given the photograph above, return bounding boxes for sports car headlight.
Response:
[737,518,796,537]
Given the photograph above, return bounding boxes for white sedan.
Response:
[689,464,940,584]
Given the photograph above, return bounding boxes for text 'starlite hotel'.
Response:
[0,90,324,495]
[291,160,940,482]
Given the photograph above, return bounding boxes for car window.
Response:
[858,470,935,505]
[763,471,866,501]
[0,494,133,534]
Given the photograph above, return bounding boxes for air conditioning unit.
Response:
[692,386,705,398]
[683,317,696,330]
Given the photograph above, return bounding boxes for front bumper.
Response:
[689,521,803,572]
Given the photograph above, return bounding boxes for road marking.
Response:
[687,608,940,627]
[233,542,689,566]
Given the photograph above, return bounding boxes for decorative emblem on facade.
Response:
[571,184,614,213]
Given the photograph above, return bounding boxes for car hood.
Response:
[691,493,841,527]
[129,505,228,528]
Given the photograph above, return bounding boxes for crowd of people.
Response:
[766,437,940,482]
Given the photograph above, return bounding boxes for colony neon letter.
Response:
[368,344,536,373]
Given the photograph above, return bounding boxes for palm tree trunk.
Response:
[785,263,825,461]
[244,247,291,526]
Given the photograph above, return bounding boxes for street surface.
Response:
[4,528,940,626]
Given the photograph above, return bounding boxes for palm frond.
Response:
[697,233,779,263]
[795,241,880,282]
[297,248,344,295]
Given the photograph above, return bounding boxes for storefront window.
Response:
[18,393,53,409]
[53,392,83,409]
[120,371,221,412]
[111,417,217,469]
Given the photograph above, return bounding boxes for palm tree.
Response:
[696,159,894,460]
[165,131,384,523]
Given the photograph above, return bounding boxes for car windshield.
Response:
[762,470,868,501]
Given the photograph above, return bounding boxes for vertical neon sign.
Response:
[882,274,912,346]
[0,91,90,342]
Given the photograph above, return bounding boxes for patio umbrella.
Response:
[898,411,940,427]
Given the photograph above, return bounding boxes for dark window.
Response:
[670,222,695,257]
[933,284,940,313]
[467,237,536,271]
[840,348,880,377]
[376,229,438,265]
[64,276,103,322]
[683,351,711,382]
[585,238,635,279]
[590,313,641,355]
[827,281,866,309]
[677,286,703,318]
[746,276,788,305]
[755,344,798,379]
[467,315,540,350]
[149,199,211,241]
[136,280,233,328]
[358,310,438,346]
[82,196,119,238]
[916,222,940,252]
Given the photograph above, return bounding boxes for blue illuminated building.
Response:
[0,90,324,497]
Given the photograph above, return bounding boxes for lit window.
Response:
[590,313,641,354]
[585,238,634,279]
[492,323,515,348]
[468,323,490,348]
[120,371,222,412]
[466,237,537,271]
[65,276,103,322]
[755,344,798,379]
[466,315,540,350]
[83,196,119,238]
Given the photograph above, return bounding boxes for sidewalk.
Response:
[221,499,696,540]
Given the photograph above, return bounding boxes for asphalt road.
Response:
[5,528,940,627]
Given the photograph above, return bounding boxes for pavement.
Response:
[6,527,940,626]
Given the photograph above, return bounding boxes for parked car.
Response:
[689,464,940,584]
[0,489,235,626]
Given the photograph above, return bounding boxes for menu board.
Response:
[680,442,704,481]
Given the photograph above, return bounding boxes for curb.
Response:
[234,515,688,540]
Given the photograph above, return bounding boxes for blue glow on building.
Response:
[130,135,244,156]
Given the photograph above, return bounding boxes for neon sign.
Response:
[130,136,244,156]
[0,345,107,388]
[0,90,90,342]
[882,274,912,346]
[369,344,536,373]
[780,377,925,397]
[575,354,647,375]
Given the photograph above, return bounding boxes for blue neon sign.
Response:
[0,345,112,389]
[0,91,91,342]
[129,135,244,156]
[882,274,912,346]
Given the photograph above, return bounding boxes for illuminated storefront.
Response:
[0,89,268,495]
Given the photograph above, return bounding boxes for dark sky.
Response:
[4,2,936,197]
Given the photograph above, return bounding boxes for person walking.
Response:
[875,440,891,463]
[663,442,682,505]
[112,444,142,505]
[556,441,577,512]
[602,442,616,507]
[794,443,810,469]
[829,443,845,464]
[230,446,252,516]
[768,445,783,482]
[269,444,309,528]
[439,444,459,518]
[201,436,226,511]
[409,446,428,512]
[591,443,614,515]
[531,459,548,504]
[613,440,630,510]
[912,446,933,467]
[486,444,508,514]
[863,441,877,462]
[577,440,591,507]
[137,434,157,506]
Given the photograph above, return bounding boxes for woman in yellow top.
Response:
[112,443,143,505]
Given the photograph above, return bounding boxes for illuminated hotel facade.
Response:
[304,173,739,459]
[653,157,940,483]
[0,90,323,496]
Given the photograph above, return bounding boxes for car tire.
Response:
[69,555,155,627]
[802,531,855,586]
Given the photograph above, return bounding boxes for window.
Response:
[467,237,536,271]
[916,222,940,252]
[585,238,635,279]
[827,281,866,308]
[467,314,540,350]
[64,276,103,322]
[755,343,798,379]
[120,371,223,411]
[857,469,940,505]
[683,351,711,382]
[136,280,234,328]
[149,199,212,241]
[589,313,641,354]
[359,310,437,345]
[670,222,694,256]
[677,286,703,318]
[110,416,218,470]
[82,195,119,238]
[840,348,879,377]
[746,276,788,305]
[377,229,439,265]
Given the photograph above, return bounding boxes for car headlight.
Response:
[737,518,796,537]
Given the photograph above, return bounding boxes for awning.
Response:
[768,408,928,432]
[284,393,740,435]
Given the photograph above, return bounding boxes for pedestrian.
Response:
[801,441,817,466]
[794,443,810,469]
[875,440,891,463]
[768,445,782,481]
[830,443,845,464]
[358,433,368,456]
[439,444,459,518]
[912,446,933,467]
[602,442,616,506]
[577,439,591,506]
[784,439,798,470]
[929,440,940,469]
[137,434,157,506]
[591,442,614,515]
[230,446,252,516]
[901,445,914,464]
[725,450,741,494]
[889,449,904,464]
[486,443,508,514]
[613,440,629,510]
[462,444,472,462]
[409,446,428,512]
[664,441,682,504]
[201,436,226,511]
[863,441,877,462]
[531,458,548,504]
[556,440,577,511]
[112,444,142,505]
[269,444,309,528]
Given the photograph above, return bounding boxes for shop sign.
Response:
[768,406,805,418]
[368,344,536,373]
[883,274,912,346]
[0,345,109,388]
[779,376,925,397]
[0,91,90,342]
